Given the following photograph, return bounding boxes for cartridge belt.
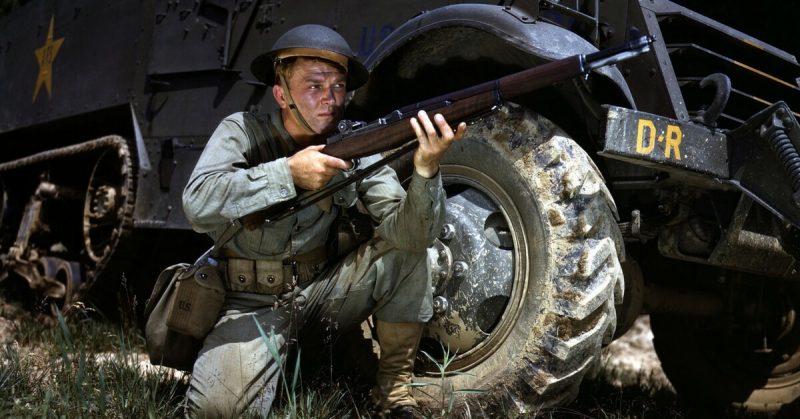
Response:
[220,246,328,295]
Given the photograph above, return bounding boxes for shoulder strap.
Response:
[241,112,270,166]
[241,111,295,165]
[205,112,297,258]
[203,113,272,260]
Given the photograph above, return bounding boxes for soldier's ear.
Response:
[273,84,287,109]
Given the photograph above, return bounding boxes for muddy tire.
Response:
[410,104,624,412]
[651,281,800,416]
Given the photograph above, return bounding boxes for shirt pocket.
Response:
[332,172,358,208]
[256,215,296,255]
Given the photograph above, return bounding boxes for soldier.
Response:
[181,24,466,417]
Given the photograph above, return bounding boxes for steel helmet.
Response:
[251,24,368,91]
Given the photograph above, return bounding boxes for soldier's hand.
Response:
[288,145,352,190]
[410,111,467,178]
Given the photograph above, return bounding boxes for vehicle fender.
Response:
[357,3,634,109]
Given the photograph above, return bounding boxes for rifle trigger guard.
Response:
[345,158,360,173]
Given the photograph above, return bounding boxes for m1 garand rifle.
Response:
[241,35,654,230]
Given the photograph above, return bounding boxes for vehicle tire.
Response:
[406,104,625,412]
[651,281,800,416]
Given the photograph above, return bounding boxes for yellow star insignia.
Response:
[32,16,64,102]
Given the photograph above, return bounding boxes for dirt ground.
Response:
[0,298,22,344]
[600,315,672,390]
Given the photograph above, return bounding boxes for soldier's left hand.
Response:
[410,110,467,178]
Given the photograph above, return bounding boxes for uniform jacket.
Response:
[182,111,446,260]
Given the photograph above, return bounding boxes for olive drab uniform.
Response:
[181,110,445,416]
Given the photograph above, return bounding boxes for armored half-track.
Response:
[2,0,800,414]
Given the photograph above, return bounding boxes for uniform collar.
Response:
[267,110,300,155]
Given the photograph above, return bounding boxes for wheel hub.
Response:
[424,186,514,354]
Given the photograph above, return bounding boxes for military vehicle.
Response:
[2,0,800,414]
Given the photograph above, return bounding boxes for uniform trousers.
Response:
[185,237,433,417]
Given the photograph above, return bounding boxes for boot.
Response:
[372,320,424,415]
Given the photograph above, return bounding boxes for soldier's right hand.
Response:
[287,144,352,190]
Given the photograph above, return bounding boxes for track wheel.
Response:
[82,139,134,272]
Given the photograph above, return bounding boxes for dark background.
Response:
[0,0,19,17]
[674,0,800,58]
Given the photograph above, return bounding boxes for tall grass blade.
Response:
[292,348,302,392]
[252,314,298,416]
[42,388,51,419]
[98,365,108,412]
[54,306,73,349]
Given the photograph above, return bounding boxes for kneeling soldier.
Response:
[181,24,466,418]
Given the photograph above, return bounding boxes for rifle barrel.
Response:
[322,36,652,161]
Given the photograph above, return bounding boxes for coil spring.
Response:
[767,128,800,193]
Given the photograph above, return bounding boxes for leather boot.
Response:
[372,320,424,415]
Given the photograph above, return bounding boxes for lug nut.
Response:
[453,261,469,279]
[439,224,455,240]
[433,296,449,315]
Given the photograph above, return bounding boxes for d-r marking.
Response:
[635,118,682,160]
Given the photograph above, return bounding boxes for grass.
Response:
[0,293,723,419]
[409,346,484,417]
[0,297,188,418]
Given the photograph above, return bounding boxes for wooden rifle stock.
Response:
[240,36,652,228]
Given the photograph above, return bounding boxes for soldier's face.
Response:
[280,58,347,136]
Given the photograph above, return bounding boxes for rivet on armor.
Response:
[238,274,246,283]
[199,272,208,280]
[267,275,276,283]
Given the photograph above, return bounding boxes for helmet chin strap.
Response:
[278,73,317,136]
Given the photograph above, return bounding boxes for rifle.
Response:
[241,35,654,229]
